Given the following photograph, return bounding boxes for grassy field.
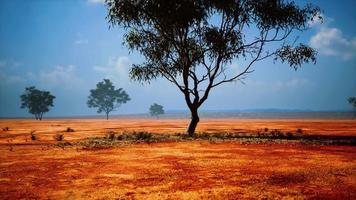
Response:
[0,119,355,199]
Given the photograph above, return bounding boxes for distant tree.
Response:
[149,103,165,118]
[87,79,130,120]
[107,0,321,136]
[348,97,356,117]
[20,86,55,120]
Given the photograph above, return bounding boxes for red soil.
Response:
[0,119,355,199]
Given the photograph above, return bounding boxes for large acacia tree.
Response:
[106,0,320,136]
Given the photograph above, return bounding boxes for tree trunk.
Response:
[187,108,199,137]
[106,112,109,120]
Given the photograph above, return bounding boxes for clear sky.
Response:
[0,0,355,117]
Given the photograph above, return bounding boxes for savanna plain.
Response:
[0,118,355,199]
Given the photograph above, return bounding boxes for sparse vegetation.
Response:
[66,127,75,132]
[286,132,294,139]
[296,128,303,134]
[73,130,356,149]
[78,137,118,149]
[54,134,64,141]
[106,131,116,140]
[2,127,9,131]
[30,131,37,141]
[133,131,153,141]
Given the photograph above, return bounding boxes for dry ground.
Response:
[0,119,355,199]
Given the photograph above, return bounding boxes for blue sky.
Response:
[0,0,355,117]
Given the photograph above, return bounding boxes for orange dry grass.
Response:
[0,119,355,199]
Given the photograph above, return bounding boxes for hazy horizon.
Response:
[1,109,354,120]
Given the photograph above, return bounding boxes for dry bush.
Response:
[106,131,116,140]
[54,134,64,141]
[285,132,294,139]
[133,131,153,141]
[66,127,75,132]
[79,138,117,149]
[296,128,303,135]
[30,131,37,141]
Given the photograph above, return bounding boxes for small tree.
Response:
[149,103,165,118]
[20,86,55,120]
[87,79,130,120]
[348,97,356,117]
[106,0,321,136]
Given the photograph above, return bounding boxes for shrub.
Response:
[2,127,9,131]
[285,132,294,139]
[106,131,116,140]
[66,127,75,132]
[270,129,284,138]
[117,134,124,140]
[256,132,261,137]
[133,131,152,141]
[264,128,269,132]
[296,128,303,134]
[54,134,64,141]
[209,137,217,144]
[79,138,116,149]
[30,131,37,141]
[198,132,210,139]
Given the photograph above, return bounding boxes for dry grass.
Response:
[0,118,355,199]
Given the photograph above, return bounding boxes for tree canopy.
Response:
[20,86,55,120]
[106,0,321,136]
[149,103,165,118]
[87,79,130,120]
[348,97,356,108]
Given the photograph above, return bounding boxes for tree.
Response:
[20,86,55,120]
[348,97,356,117]
[87,79,130,120]
[149,103,165,118]
[106,0,320,136]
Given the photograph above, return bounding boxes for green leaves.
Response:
[250,0,320,30]
[107,0,320,84]
[87,79,130,118]
[20,86,55,120]
[348,97,356,108]
[276,44,317,70]
[149,103,164,117]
